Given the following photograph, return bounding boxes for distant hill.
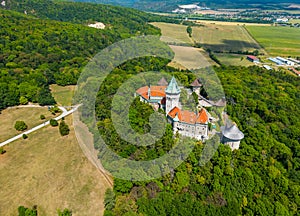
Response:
[0,0,165,111]
[71,0,300,12]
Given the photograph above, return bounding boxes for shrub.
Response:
[0,147,6,154]
[50,119,58,127]
[22,134,28,139]
[57,208,72,216]
[40,114,46,120]
[50,105,61,115]
[14,121,28,131]
[59,120,70,136]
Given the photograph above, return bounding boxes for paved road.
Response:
[0,105,80,148]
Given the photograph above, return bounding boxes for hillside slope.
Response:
[0,0,162,111]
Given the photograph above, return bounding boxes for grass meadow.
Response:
[50,84,76,106]
[0,115,111,215]
[246,26,300,56]
[0,107,58,142]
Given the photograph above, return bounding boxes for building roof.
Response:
[247,55,259,60]
[136,85,167,100]
[168,107,208,124]
[213,98,226,107]
[190,78,202,87]
[221,124,244,140]
[165,77,181,94]
[157,77,168,86]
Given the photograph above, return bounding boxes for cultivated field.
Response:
[192,24,263,53]
[50,84,76,106]
[0,107,58,142]
[0,115,111,215]
[246,26,300,56]
[151,22,193,44]
[195,20,271,26]
[168,45,216,69]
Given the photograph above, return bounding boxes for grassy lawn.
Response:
[215,53,256,66]
[246,26,300,56]
[50,84,76,106]
[0,115,111,215]
[0,107,58,143]
[192,24,263,53]
[150,22,193,44]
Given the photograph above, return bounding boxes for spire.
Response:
[165,77,180,94]
[157,77,168,86]
[190,78,202,87]
[148,85,151,97]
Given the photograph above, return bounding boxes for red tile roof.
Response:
[168,107,182,119]
[136,85,167,99]
[168,107,208,124]
[247,55,259,60]
[196,108,208,124]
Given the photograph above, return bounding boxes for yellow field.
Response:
[0,115,111,215]
[0,107,58,142]
[151,22,193,44]
[192,24,264,53]
[289,19,300,24]
[195,20,272,26]
[168,45,217,69]
[50,84,76,106]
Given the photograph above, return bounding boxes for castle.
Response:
[135,77,209,141]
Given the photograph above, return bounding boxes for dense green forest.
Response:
[1,0,300,215]
[0,0,162,110]
[97,64,300,215]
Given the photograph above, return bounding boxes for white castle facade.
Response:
[135,77,209,140]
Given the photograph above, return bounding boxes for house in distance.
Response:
[247,55,260,63]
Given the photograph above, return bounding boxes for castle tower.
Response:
[165,77,181,115]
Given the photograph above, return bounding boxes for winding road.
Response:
[0,105,81,148]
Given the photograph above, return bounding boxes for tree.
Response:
[59,120,70,136]
[19,96,28,105]
[187,26,192,37]
[18,205,37,216]
[104,188,116,211]
[0,147,6,154]
[14,121,28,131]
[50,119,58,127]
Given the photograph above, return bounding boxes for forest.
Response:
[0,0,163,111]
[96,62,300,215]
[1,0,300,215]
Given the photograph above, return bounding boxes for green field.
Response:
[151,22,193,44]
[50,84,76,106]
[0,107,58,142]
[215,53,257,66]
[246,26,300,56]
[192,24,263,53]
